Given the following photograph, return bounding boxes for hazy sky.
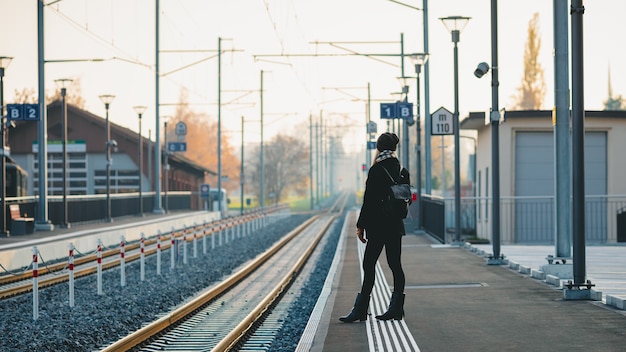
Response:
[1,0,624,150]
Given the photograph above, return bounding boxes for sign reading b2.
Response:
[7,104,40,121]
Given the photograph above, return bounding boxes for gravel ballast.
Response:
[0,213,322,351]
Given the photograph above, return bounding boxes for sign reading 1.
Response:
[430,106,454,135]
[380,102,414,119]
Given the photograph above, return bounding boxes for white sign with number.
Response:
[431,107,454,135]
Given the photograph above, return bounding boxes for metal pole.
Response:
[452,31,462,242]
[240,115,244,215]
[164,120,168,213]
[154,0,163,213]
[320,111,325,199]
[315,114,320,205]
[0,68,5,234]
[138,112,143,216]
[61,87,68,227]
[260,70,265,209]
[490,0,502,261]
[401,33,410,171]
[571,0,586,286]
[309,113,313,210]
[423,0,432,194]
[105,103,111,222]
[415,67,422,230]
[37,1,53,230]
[366,83,372,169]
[217,37,222,213]
[553,0,571,260]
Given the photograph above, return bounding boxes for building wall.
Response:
[7,102,210,205]
[470,111,626,243]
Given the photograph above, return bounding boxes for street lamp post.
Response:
[240,116,245,215]
[410,53,428,231]
[55,78,73,228]
[440,15,470,243]
[0,56,13,235]
[99,94,115,222]
[162,117,170,213]
[134,106,147,217]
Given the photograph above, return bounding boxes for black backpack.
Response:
[381,166,411,219]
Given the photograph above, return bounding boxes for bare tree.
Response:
[246,134,309,204]
[12,78,86,108]
[512,12,546,110]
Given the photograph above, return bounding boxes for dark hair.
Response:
[376,132,399,151]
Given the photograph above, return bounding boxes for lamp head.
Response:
[440,16,471,43]
[0,56,13,70]
[133,105,148,117]
[474,62,490,78]
[54,78,73,96]
[410,53,429,74]
[99,94,116,107]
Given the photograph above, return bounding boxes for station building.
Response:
[6,100,214,210]
[461,109,626,244]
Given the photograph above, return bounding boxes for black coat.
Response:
[356,157,406,236]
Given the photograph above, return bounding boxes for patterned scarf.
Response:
[375,150,396,163]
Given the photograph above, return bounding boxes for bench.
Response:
[9,204,34,235]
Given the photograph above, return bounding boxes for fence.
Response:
[427,194,626,244]
[5,192,193,231]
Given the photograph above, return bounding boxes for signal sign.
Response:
[168,142,187,152]
[6,104,40,121]
[431,106,454,135]
[380,102,413,120]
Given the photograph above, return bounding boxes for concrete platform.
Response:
[309,209,626,351]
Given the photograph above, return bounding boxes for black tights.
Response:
[360,232,405,297]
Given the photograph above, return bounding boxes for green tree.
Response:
[512,12,546,110]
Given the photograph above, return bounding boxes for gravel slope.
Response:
[0,213,313,351]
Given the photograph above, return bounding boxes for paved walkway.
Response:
[314,209,626,351]
[471,243,626,308]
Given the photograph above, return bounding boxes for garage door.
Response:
[514,131,606,243]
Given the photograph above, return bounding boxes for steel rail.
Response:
[0,212,270,299]
[100,215,320,352]
[213,211,338,351]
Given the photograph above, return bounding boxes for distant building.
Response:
[461,109,626,244]
[7,100,215,210]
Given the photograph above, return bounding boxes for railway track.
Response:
[0,209,281,300]
[100,193,348,351]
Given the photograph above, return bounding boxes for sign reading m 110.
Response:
[431,106,454,135]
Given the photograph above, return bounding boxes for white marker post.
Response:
[32,246,39,320]
[140,233,145,281]
[170,228,176,270]
[183,225,188,265]
[68,243,75,307]
[120,236,126,287]
[156,231,162,275]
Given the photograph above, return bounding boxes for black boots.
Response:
[339,293,370,323]
[375,291,405,321]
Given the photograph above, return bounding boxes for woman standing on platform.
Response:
[340,132,408,323]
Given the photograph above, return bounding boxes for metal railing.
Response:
[425,194,626,244]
